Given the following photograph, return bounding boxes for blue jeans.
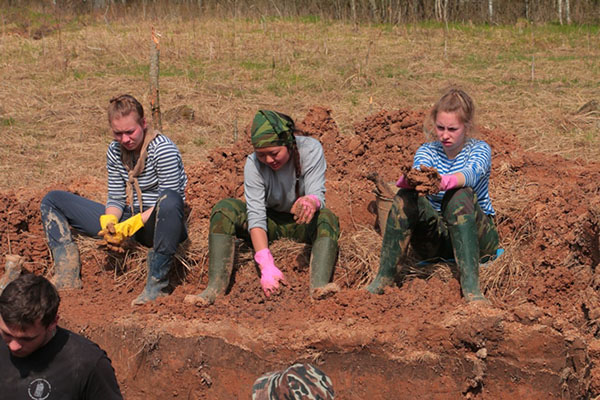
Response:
[40,190,187,256]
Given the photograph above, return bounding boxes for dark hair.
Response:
[107,94,145,125]
[289,133,302,199]
[0,274,60,328]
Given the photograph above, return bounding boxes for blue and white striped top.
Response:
[413,138,494,215]
[106,134,187,211]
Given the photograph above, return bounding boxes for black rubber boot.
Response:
[52,242,83,290]
[309,237,339,299]
[184,233,235,306]
[131,250,172,305]
[0,255,24,293]
[448,214,487,302]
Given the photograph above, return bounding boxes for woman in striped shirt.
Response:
[39,95,188,305]
[367,88,499,302]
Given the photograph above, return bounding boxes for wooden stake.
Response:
[150,27,162,132]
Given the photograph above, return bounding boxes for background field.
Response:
[1,7,599,191]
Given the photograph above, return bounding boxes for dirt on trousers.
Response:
[2,106,600,398]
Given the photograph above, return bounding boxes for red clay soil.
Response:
[2,106,600,398]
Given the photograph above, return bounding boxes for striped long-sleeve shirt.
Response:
[413,138,495,215]
[106,134,187,211]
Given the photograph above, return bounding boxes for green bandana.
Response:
[251,110,295,148]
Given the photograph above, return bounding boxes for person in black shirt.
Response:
[0,274,123,400]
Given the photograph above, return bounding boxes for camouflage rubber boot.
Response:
[448,214,486,302]
[184,233,235,306]
[309,237,339,300]
[0,255,24,294]
[366,212,411,294]
[132,250,172,306]
[52,242,83,290]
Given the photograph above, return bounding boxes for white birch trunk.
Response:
[558,0,563,25]
[435,0,442,21]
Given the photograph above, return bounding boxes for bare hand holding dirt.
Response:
[291,196,319,224]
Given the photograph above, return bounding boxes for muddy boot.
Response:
[0,255,24,293]
[449,214,487,303]
[52,242,83,290]
[309,237,339,300]
[132,250,172,306]
[366,215,411,294]
[184,233,235,306]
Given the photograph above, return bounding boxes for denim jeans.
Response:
[40,189,187,255]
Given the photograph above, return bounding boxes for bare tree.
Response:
[435,0,442,21]
[558,0,563,24]
[368,0,379,22]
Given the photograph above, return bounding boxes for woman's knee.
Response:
[441,187,475,219]
[316,208,340,241]
[156,189,184,211]
[209,198,246,234]
[41,190,69,210]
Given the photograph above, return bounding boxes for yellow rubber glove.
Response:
[113,214,144,238]
[99,214,119,230]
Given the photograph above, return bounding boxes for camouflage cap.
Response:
[252,363,334,400]
[250,109,296,148]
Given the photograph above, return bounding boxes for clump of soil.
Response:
[402,164,442,195]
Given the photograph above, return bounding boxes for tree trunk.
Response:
[435,0,442,21]
[369,0,379,22]
[488,0,493,23]
[558,0,563,25]
[565,0,571,24]
[350,0,357,26]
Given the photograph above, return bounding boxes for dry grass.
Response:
[1,16,600,190]
[336,226,381,288]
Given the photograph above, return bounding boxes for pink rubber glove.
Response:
[396,175,413,189]
[439,174,458,191]
[254,248,287,297]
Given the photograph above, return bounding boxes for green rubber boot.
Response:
[366,219,411,295]
[184,233,235,306]
[132,250,172,306]
[448,214,487,302]
[51,242,83,290]
[309,237,339,299]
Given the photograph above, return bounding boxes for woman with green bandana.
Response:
[185,110,340,306]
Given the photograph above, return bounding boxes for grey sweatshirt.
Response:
[244,136,326,231]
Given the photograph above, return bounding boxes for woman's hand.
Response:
[439,174,459,191]
[255,248,287,297]
[291,195,320,224]
[395,175,413,189]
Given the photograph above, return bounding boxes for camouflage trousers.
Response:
[382,187,499,264]
[209,198,340,244]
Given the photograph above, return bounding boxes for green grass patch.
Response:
[240,60,270,71]
[1,117,15,127]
